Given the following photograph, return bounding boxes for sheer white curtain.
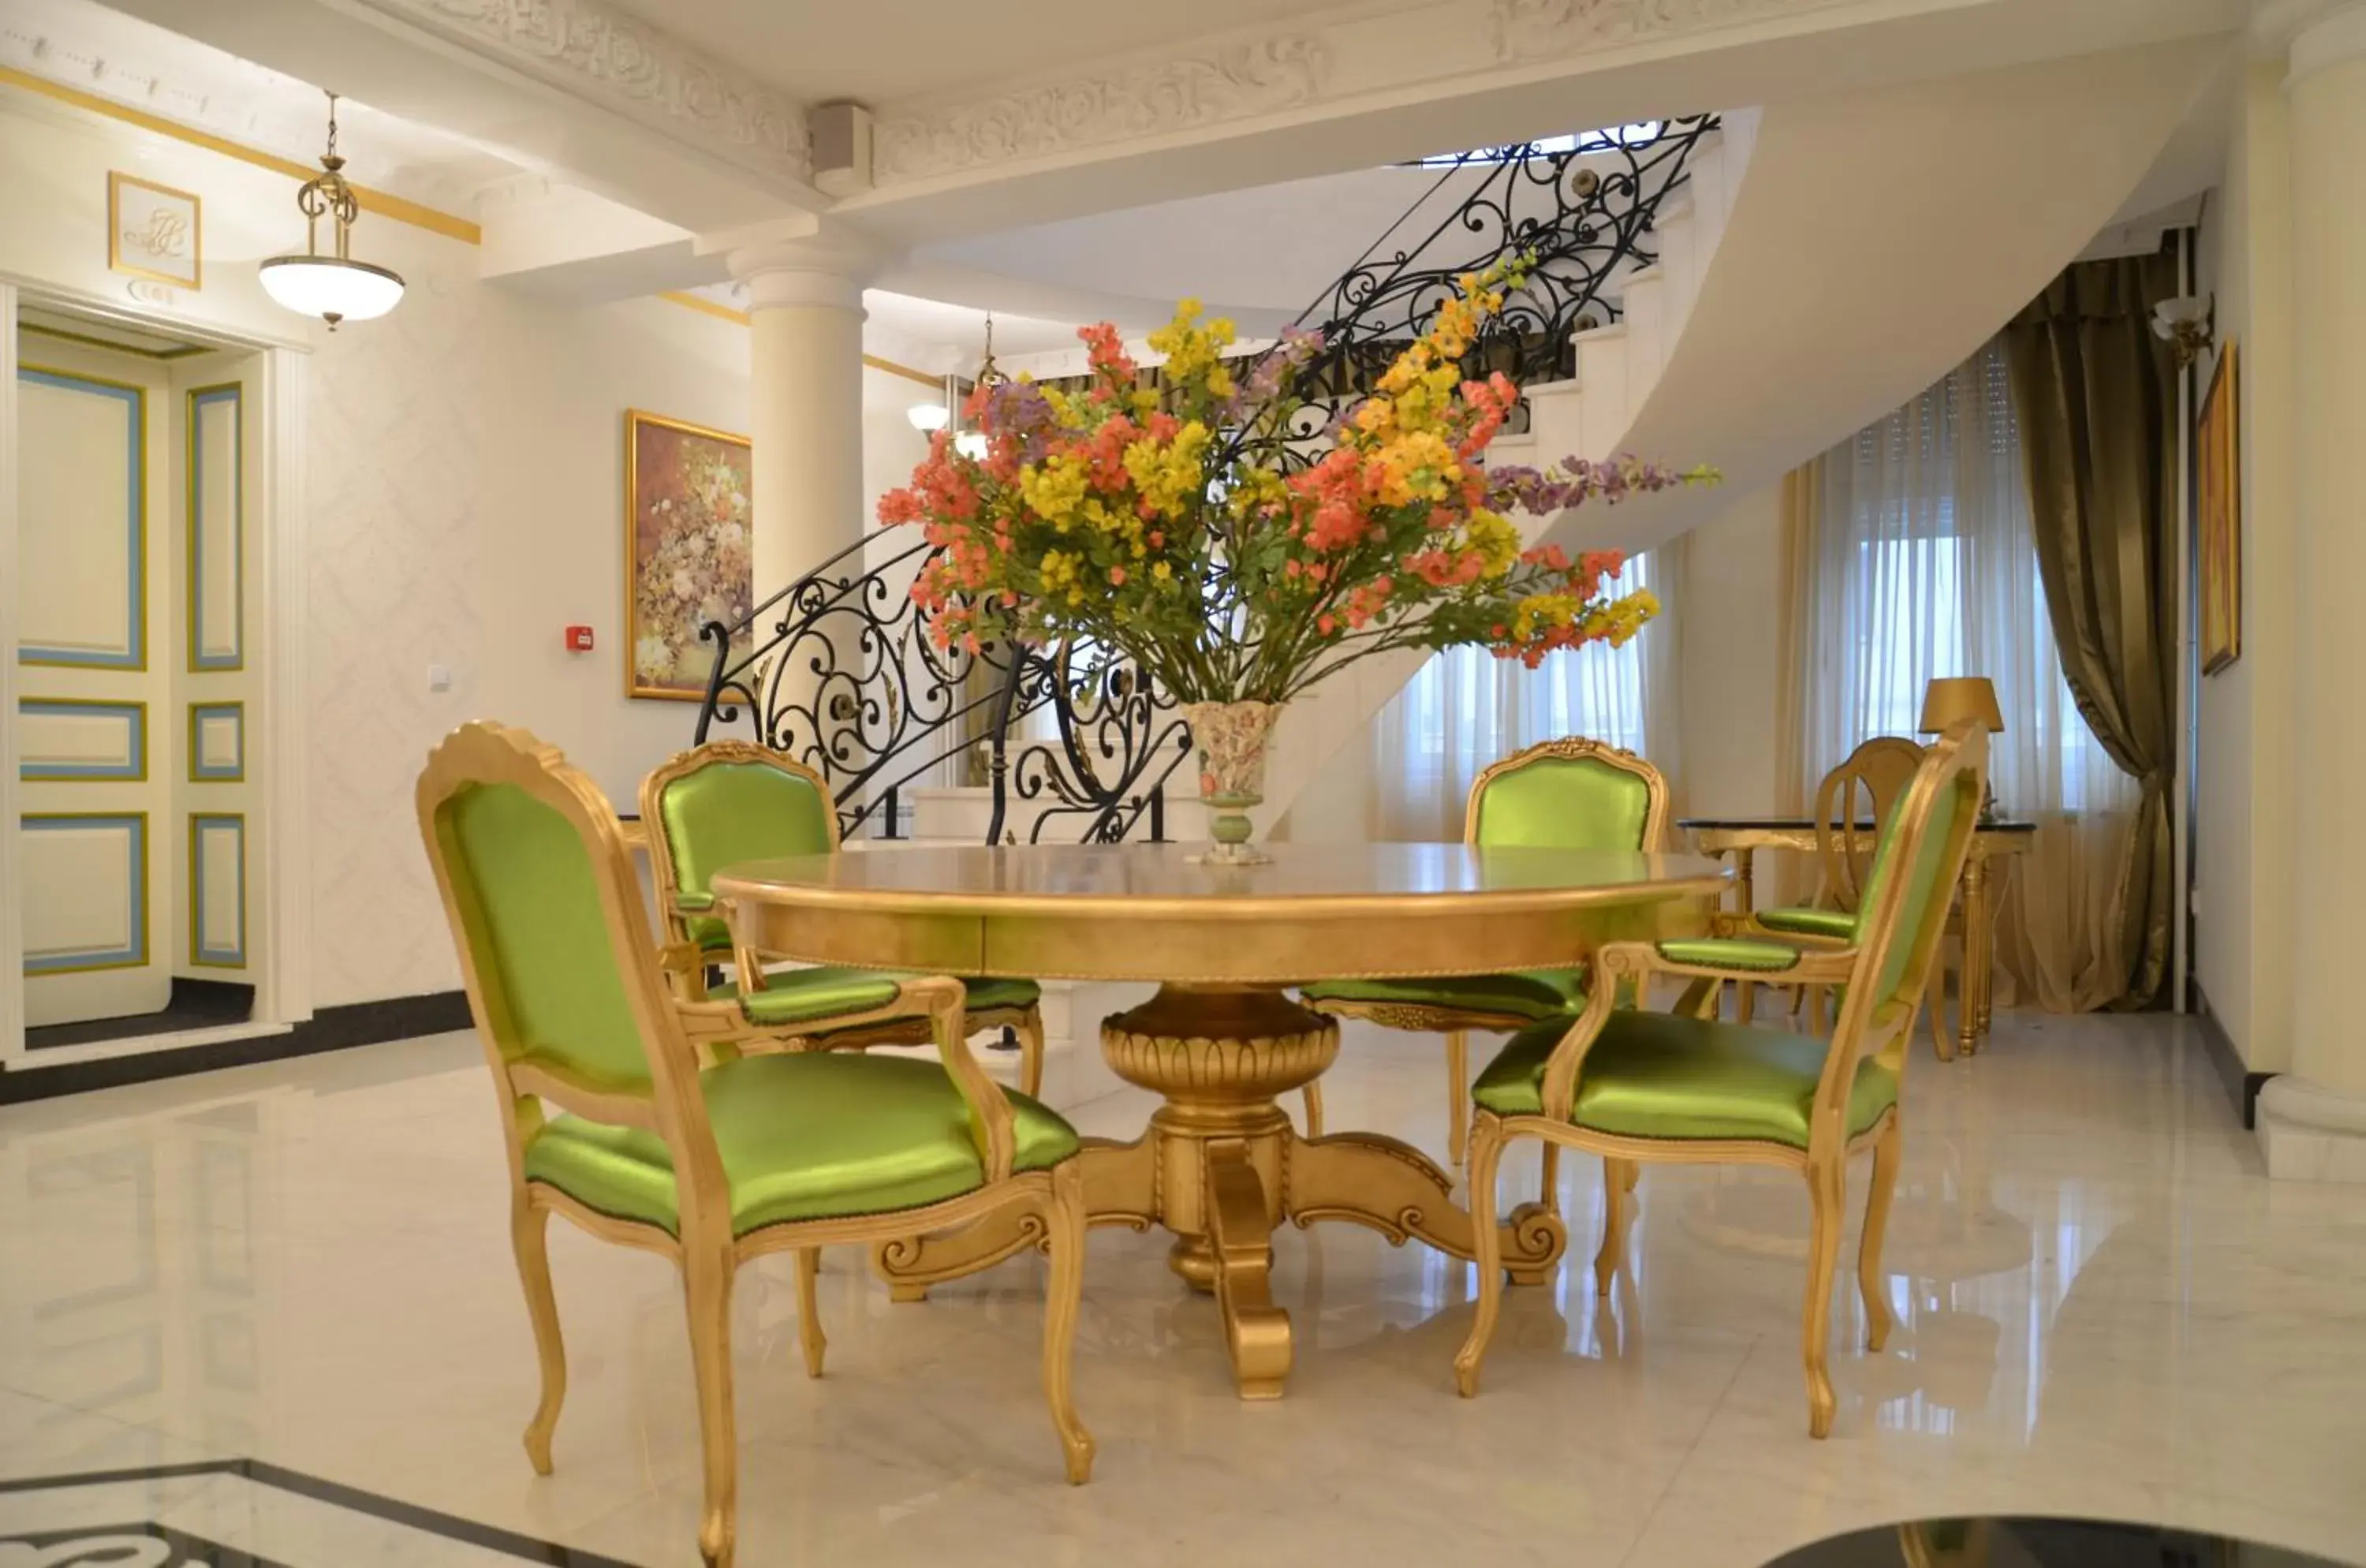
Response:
[1371,549,1683,840]
[1796,338,2135,1012]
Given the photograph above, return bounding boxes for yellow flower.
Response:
[1019,454,1091,526]
[1464,508,1520,579]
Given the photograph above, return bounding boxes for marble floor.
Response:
[3,996,2364,1567]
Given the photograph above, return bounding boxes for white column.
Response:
[728,241,872,592]
[2258,1,2366,1178]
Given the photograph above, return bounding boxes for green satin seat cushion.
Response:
[523,1051,1079,1235]
[711,970,1041,1027]
[1756,906,1859,941]
[1471,754,1652,850]
[439,782,655,1092]
[1301,966,1588,1023]
[1655,937,1802,973]
[1472,1010,1897,1148]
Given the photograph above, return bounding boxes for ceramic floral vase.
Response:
[1181,700,1283,866]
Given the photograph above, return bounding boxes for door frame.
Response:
[0,278,312,1068]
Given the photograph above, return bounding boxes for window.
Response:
[1373,551,1661,838]
[1813,345,2114,812]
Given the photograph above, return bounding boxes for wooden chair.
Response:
[641,741,1046,1095]
[419,723,1091,1568]
[1453,721,1988,1436]
[1763,737,1957,1058]
[1300,736,1670,1168]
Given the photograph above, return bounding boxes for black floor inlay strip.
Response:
[0,1458,651,1567]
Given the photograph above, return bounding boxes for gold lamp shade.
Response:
[1918,676,2005,736]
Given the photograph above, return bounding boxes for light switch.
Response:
[427,663,453,693]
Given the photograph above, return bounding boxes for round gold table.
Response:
[711,841,1730,1399]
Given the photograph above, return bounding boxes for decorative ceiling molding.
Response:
[370,0,811,185]
[1489,0,1870,59]
[865,0,1906,186]
[0,0,513,218]
[871,35,1328,185]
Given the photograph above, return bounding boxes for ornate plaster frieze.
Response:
[0,0,513,208]
[379,0,809,182]
[871,35,1327,184]
[1490,0,1872,59]
[1,0,348,168]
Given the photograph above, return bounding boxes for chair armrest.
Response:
[1708,910,1857,954]
[1535,939,1858,1118]
[901,974,1017,1182]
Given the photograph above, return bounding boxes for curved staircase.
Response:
[1259,38,2223,837]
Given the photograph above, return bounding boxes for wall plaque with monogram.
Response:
[107,172,203,290]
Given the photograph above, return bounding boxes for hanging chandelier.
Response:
[259,91,405,330]
[953,314,1002,459]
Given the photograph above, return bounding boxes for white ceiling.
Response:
[599,0,1357,104]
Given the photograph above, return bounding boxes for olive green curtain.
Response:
[2002,251,2178,1010]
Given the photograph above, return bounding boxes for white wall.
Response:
[2191,60,2297,1071]
[1675,482,1786,821]
[0,89,927,1010]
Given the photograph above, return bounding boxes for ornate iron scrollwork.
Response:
[692,116,1719,844]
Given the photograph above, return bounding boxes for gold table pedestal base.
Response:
[873,984,1570,1399]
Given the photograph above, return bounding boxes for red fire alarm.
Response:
[564,625,595,652]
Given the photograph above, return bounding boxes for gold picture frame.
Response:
[2200,338,2241,675]
[107,171,203,290]
[624,409,753,701]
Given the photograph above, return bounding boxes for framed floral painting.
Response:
[624,409,753,700]
[2199,340,2241,675]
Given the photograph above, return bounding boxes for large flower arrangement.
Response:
[879,260,1715,707]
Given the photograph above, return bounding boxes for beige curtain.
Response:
[2002,252,2178,1010]
[1786,340,2138,1014]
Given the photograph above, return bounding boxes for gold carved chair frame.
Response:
[640,738,1046,1092]
[1454,722,1988,1439]
[419,724,1090,1568]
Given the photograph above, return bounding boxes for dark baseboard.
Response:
[24,976,256,1051]
[2193,984,2276,1129]
[0,991,472,1105]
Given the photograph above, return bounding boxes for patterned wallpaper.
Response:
[304,259,488,1006]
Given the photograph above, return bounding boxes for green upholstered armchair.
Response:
[419,723,1092,1568]
[1299,735,1670,1166]
[640,741,1048,1096]
[1450,721,1987,1439]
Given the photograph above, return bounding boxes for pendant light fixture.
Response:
[953,314,1002,459]
[259,91,406,330]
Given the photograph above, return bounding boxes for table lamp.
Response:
[1918,676,2003,823]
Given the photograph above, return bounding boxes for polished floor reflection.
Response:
[3,998,2363,1567]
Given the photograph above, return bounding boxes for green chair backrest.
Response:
[1842,726,1987,1022]
[1468,740,1666,852]
[429,774,654,1096]
[649,749,837,951]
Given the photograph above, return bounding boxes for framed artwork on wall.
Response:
[624,409,753,701]
[107,172,203,290]
[2200,338,2241,675]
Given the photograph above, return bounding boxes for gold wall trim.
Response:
[0,66,482,245]
[658,289,748,327]
[867,353,946,390]
[655,292,945,388]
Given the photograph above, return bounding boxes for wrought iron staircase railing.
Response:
[692,114,1720,843]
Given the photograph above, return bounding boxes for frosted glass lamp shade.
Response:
[907,401,951,432]
[258,255,405,325]
[953,431,988,460]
